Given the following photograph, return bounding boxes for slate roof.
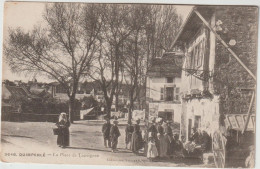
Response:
[147,52,184,78]
[5,85,40,99]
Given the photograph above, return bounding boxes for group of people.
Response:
[102,118,143,153]
[54,112,211,163]
[102,116,183,161]
[102,117,121,152]
[182,127,212,159]
[145,118,182,161]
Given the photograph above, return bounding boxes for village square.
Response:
[1,3,257,168]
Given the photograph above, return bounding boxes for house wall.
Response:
[180,12,218,139]
[180,6,257,140]
[148,77,181,101]
[182,96,220,139]
[147,76,182,123]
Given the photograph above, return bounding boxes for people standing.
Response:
[157,119,168,158]
[110,120,121,153]
[147,132,158,161]
[183,127,201,158]
[131,119,143,154]
[164,120,174,157]
[148,118,158,139]
[148,118,159,155]
[125,120,134,149]
[102,118,111,148]
[56,112,70,148]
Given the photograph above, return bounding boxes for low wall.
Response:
[1,112,80,122]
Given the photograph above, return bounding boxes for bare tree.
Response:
[122,5,182,122]
[89,4,134,118]
[122,5,149,122]
[4,3,103,122]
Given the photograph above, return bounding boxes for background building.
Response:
[146,52,184,123]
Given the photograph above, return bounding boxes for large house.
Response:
[146,52,184,123]
[171,6,257,140]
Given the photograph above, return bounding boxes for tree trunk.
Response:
[106,99,112,118]
[115,84,119,112]
[114,45,120,112]
[68,96,75,123]
[128,94,135,123]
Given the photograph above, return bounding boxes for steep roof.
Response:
[147,52,184,78]
[5,85,28,98]
[5,85,40,99]
[171,6,214,47]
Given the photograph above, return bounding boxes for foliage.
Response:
[4,3,103,122]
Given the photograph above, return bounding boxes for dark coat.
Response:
[165,126,173,136]
[148,124,158,139]
[200,131,211,152]
[189,131,199,144]
[56,120,70,147]
[110,125,121,142]
[131,124,143,152]
[102,122,111,139]
[157,125,164,135]
[125,125,134,144]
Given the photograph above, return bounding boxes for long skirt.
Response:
[57,128,70,147]
[165,135,174,156]
[131,132,142,153]
[147,142,158,158]
[158,134,169,157]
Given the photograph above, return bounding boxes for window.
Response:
[160,88,164,100]
[166,77,173,83]
[194,116,201,129]
[158,111,173,121]
[175,87,180,101]
[185,36,206,71]
[165,87,174,101]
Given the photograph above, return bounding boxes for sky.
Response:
[2,2,193,83]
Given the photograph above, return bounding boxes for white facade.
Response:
[147,76,182,123]
[179,12,220,140]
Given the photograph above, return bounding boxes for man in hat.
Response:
[110,119,121,152]
[125,120,134,149]
[102,117,111,148]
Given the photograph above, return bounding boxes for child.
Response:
[147,132,158,161]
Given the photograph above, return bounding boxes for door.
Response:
[188,119,192,140]
[194,116,201,129]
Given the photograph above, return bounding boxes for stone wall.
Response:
[213,6,258,115]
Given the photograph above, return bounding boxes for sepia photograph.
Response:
[0,1,258,168]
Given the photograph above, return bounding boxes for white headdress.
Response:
[59,112,67,122]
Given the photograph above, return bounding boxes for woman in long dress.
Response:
[56,112,70,148]
[131,119,142,154]
[164,121,174,157]
[125,120,134,149]
[147,132,158,161]
[157,120,168,158]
